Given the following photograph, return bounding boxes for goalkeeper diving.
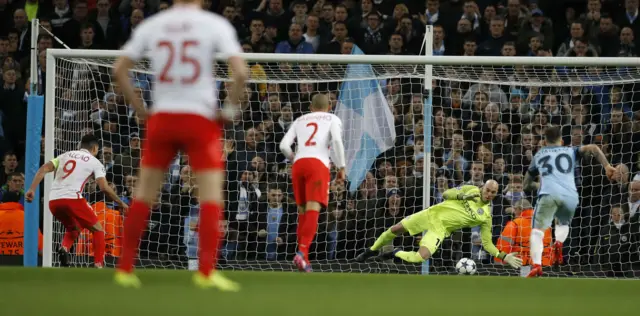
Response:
[355,180,523,269]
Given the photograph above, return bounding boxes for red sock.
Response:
[61,230,79,251]
[117,199,151,273]
[296,212,306,252]
[198,202,222,277]
[93,230,105,266]
[298,210,319,261]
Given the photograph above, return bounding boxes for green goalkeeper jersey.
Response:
[430,185,499,257]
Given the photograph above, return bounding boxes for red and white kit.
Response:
[120,5,242,171]
[48,149,107,229]
[280,112,346,207]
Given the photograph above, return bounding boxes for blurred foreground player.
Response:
[25,135,128,268]
[523,126,615,277]
[355,180,523,269]
[279,94,346,272]
[112,0,248,290]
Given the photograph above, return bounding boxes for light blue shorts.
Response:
[532,194,579,229]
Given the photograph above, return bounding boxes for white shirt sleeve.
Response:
[279,120,297,160]
[215,18,242,55]
[330,118,346,169]
[121,23,148,61]
[93,160,107,180]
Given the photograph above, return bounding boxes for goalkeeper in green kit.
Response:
[355,180,523,268]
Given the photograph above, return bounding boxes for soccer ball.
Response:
[455,258,477,275]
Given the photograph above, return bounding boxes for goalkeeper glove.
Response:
[499,252,523,269]
[457,192,480,201]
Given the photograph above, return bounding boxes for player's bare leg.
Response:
[191,170,239,292]
[355,222,407,262]
[294,201,320,272]
[116,167,165,288]
[86,223,105,268]
[527,228,545,278]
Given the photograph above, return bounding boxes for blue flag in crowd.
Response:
[334,45,396,193]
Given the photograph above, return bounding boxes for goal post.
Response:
[45,48,640,278]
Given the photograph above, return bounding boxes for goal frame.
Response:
[43,48,640,269]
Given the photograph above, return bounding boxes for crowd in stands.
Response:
[1,0,640,276]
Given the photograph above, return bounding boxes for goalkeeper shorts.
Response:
[141,113,224,171]
[401,209,446,254]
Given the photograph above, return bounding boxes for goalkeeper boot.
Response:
[57,247,71,267]
[526,264,543,278]
[553,241,564,265]
[355,248,378,262]
[293,252,312,272]
[378,248,401,261]
[114,270,142,289]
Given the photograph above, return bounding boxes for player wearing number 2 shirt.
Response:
[112,0,247,290]
[279,94,346,272]
[25,135,127,268]
[523,126,615,277]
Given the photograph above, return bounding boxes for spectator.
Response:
[557,22,598,57]
[478,17,510,56]
[78,23,99,49]
[357,11,387,55]
[275,23,313,54]
[12,9,29,58]
[0,69,26,156]
[318,21,348,54]
[618,0,640,48]
[613,27,638,57]
[256,186,291,260]
[303,14,322,52]
[0,172,24,204]
[596,206,637,277]
[245,17,274,54]
[48,0,72,32]
[62,1,101,49]
[90,0,122,50]
[598,15,620,57]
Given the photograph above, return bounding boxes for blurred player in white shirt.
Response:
[112,0,248,290]
[25,135,127,268]
[279,94,346,272]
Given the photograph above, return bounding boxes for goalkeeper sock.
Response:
[394,251,425,263]
[370,229,397,251]
[61,230,79,251]
[198,202,223,277]
[118,199,151,273]
[298,210,319,261]
[530,228,544,266]
[93,230,105,266]
[554,225,569,243]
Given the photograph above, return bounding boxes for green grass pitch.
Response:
[0,267,636,316]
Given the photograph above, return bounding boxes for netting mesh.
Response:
[48,54,640,277]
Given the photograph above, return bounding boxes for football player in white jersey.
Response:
[112,0,247,290]
[25,135,127,268]
[279,94,346,272]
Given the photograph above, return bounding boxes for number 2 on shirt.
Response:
[305,122,318,146]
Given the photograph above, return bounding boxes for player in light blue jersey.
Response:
[523,126,615,277]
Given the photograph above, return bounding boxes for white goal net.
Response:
[44,51,640,278]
